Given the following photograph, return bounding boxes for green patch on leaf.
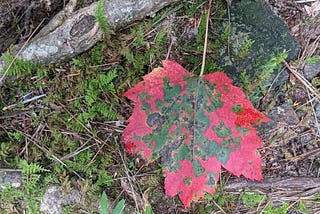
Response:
[212,122,232,138]
[236,126,251,135]
[184,177,192,186]
[193,159,205,176]
[232,104,243,113]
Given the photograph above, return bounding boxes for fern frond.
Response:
[2,54,44,78]
[98,71,117,92]
[95,0,108,33]
[20,160,49,175]
[93,102,117,120]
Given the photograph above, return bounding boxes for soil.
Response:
[0,0,65,53]
[261,0,320,178]
[0,0,319,213]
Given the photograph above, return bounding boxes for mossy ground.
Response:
[0,0,319,213]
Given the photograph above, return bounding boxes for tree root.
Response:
[224,176,320,212]
[0,0,177,86]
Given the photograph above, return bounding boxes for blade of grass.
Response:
[112,199,125,214]
[100,191,108,214]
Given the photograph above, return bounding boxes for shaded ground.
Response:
[262,0,320,178]
[0,0,64,53]
[0,0,319,213]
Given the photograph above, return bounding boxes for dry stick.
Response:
[296,0,318,4]
[200,0,213,77]
[0,168,22,172]
[2,94,46,111]
[59,103,112,149]
[210,200,227,214]
[306,89,320,140]
[85,133,112,168]
[256,195,267,213]
[282,60,320,101]
[0,19,45,84]
[48,144,95,167]
[299,34,320,65]
[7,126,85,180]
[286,147,320,161]
[116,138,141,211]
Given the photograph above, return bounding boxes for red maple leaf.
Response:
[122,60,269,207]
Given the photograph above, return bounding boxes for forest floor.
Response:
[0,0,319,213]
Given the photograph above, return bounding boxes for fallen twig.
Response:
[282,59,320,101]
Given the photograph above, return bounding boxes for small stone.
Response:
[293,87,307,104]
[0,170,22,190]
[306,144,314,151]
[268,103,299,125]
[40,185,81,214]
[185,28,198,43]
[40,185,63,214]
[303,59,320,80]
[283,151,293,159]
[298,164,308,175]
[62,189,81,205]
[296,110,307,120]
[300,133,313,145]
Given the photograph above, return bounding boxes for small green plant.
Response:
[213,24,230,49]
[296,201,309,214]
[2,54,46,79]
[0,160,49,213]
[64,150,113,191]
[263,201,289,214]
[8,132,23,141]
[63,44,119,132]
[95,0,108,33]
[72,42,104,66]
[305,17,316,25]
[0,183,24,212]
[200,191,237,213]
[305,55,320,64]
[95,0,115,45]
[117,21,168,88]
[131,25,148,47]
[214,192,237,210]
[20,160,50,213]
[242,193,264,208]
[183,0,207,16]
[196,11,208,45]
[238,39,254,58]
[80,70,118,114]
[240,51,288,104]
[100,191,125,214]
[0,142,13,160]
